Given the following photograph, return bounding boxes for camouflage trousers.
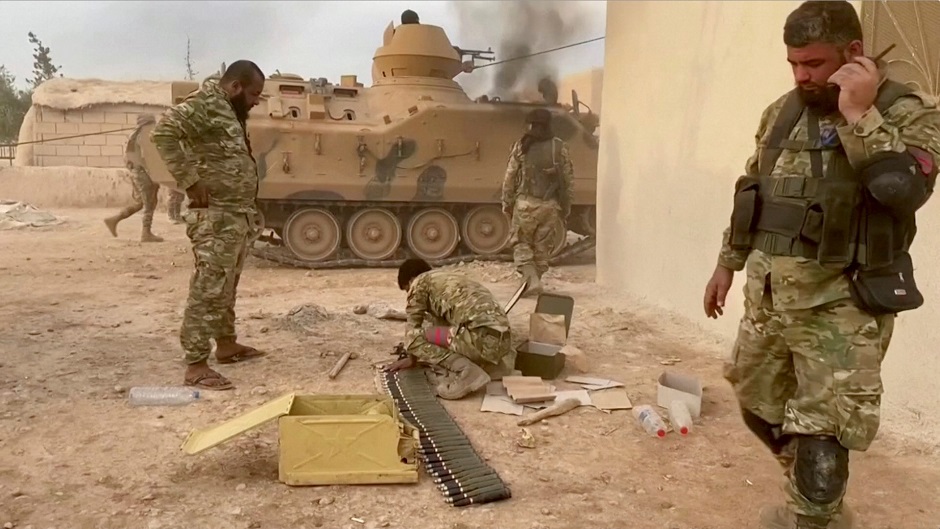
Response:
[167,189,186,221]
[509,196,563,277]
[723,280,894,519]
[129,166,159,230]
[180,208,264,364]
[406,320,516,378]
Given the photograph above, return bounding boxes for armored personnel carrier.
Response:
[138,19,599,268]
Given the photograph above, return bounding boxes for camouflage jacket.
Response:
[405,269,510,332]
[718,87,940,311]
[501,137,575,214]
[150,79,259,213]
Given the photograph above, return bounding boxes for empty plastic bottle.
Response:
[633,405,667,438]
[668,400,693,435]
[128,387,200,406]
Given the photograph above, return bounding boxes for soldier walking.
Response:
[151,61,269,391]
[704,2,939,528]
[103,114,165,243]
[501,108,574,297]
[384,258,516,400]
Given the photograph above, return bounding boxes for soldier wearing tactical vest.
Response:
[703,2,940,528]
[501,108,574,297]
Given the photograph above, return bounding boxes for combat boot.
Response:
[435,354,491,400]
[520,264,543,298]
[758,505,854,529]
[103,206,139,237]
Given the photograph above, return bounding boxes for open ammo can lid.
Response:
[180,393,297,455]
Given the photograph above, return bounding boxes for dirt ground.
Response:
[1,208,938,529]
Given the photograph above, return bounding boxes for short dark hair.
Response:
[398,258,432,290]
[783,1,862,48]
[221,60,265,87]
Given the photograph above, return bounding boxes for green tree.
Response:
[28,31,61,89]
[0,65,31,143]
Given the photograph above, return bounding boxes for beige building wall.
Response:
[14,78,173,168]
[596,0,940,431]
[21,104,166,168]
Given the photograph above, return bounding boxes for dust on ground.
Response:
[1,209,938,529]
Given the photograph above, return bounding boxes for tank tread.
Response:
[248,235,596,269]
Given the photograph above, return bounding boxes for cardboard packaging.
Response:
[181,394,420,486]
[514,293,574,380]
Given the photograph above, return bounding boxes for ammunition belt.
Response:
[379,368,512,507]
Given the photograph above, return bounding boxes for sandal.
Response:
[216,345,267,365]
[185,370,234,391]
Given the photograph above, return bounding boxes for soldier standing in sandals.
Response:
[501,108,574,297]
[103,114,167,242]
[151,61,269,391]
[703,2,939,528]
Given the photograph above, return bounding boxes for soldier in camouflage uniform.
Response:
[703,2,939,528]
[103,114,166,243]
[502,108,574,297]
[384,258,516,400]
[151,60,268,391]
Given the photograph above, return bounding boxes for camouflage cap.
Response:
[526,108,552,125]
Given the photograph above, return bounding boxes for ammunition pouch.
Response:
[848,250,923,316]
[815,179,861,267]
[728,175,760,250]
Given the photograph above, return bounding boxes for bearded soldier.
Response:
[384,258,516,400]
[501,108,574,297]
[151,61,269,391]
[703,2,939,528]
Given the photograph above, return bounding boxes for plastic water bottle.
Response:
[668,400,693,435]
[633,405,667,438]
[128,387,200,406]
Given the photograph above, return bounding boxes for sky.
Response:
[0,1,607,97]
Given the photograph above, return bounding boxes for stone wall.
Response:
[20,104,166,168]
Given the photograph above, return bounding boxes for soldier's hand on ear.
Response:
[186,181,210,208]
[828,56,880,125]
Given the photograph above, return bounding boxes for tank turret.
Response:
[138,18,598,268]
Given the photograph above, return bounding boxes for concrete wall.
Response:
[0,166,134,208]
[596,0,940,433]
[17,104,165,168]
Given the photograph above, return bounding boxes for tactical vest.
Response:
[734,80,916,270]
[521,137,564,201]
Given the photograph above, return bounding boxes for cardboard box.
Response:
[515,293,575,380]
[181,393,420,486]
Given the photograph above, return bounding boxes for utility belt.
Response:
[728,174,924,316]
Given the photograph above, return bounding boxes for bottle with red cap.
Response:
[668,400,693,435]
[633,405,667,438]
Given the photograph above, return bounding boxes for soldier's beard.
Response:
[797,83,841,115]
[231,92,252,122]
[795,58,846,115]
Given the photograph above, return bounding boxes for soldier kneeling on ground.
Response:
[384,258,517,400]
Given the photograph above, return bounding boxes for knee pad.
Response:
[794,435,850,505]
[741,409,791,454]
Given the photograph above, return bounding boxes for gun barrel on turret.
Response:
[455,47,496,63]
